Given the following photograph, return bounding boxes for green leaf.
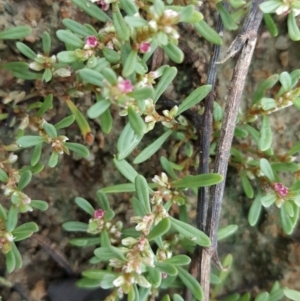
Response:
[122,50,137,77]
[154,67,177,103]
[6,250,16,273]
[94,246,126,261]
[279,71,292,91]
[155,261,178,276]
[113,158,138,183]
[128,87,154,102]
[210,273,222,284]
[288,12,300,41]
[56,30,84,48]
[54,115,75,129]
[259,1,281,13]
[148,218,170,241]
[43,123,57,138]
[57,51,78,63]
[71,0,110,22]
[31,200,48,211]
[217,3,238,30]
[124,16,148,27]
[128,106,146,136]
[280,206,293,235]
[260,158,275,181]
[6,205,18,232]
[147,266,162,288]
[177,85,211,116]
[102,47,121,63]
[63,221,88,232]
[171,173,223,188]
[248,192,262,226]
[17,136,45,148]
[0,204,7,220]
[177,266,203,300]
[69,237,100,247]
[254,292,269,301]
[79,68,104,87]
[132,196,147,216]
[260,97,276,111]
[76,278,101,288]
[119,0,138,15]
[258,116,272,151]
[261,193,276,208]
[37,94,53,117]
[11,242,22,269]
[164,255,191,266]
[117,123,143,160]
[241,172,254,198]
[13,222,39,241]
[0,26,31,40]
[113,4,130,41]
[62,19,92,37]
[160,157,178,180]
[48,151,59,168]
[162,43,184,64]
[194,20,223,45]
[75,197,94,215]
[18,170,32,191]
[99,108,113,134]
[31,142,43,166]
[65,142,89,158]
[169,216,210,247]
[0,168,9,182]
[217,224,238,241]
[283,288,300,301]
[252,74,279,104]
[134,130,173,164]
[88,99,111,119]
[16,42,36,60]
[263,14,278,37]
[42,32,51,55]
[42,68,52,83]
[135,175,151,213]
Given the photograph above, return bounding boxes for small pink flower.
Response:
[94,209,105,219]
[117,79,134,93]
[162,273,168,279]
[96,0,109,11]
[139,42,151,53]
[274,183,289,197]
[85,36,98,49]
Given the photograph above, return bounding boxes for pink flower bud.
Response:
[274,183,289,197]
[162,273,168,279]
[96,0,109,11]
[139,42,151,53]
[94,209,105,219]
[85,36,98,49]
[117,79,134,93]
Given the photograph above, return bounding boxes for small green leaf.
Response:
[54,115,75,129]
[148,266,162,288]
[57,51,78,63]
[6,205,18,232]
[148,218,170,241]
[260,98,276,111]
[261,193,276,208]
[288,12,300,41]
[18,170,32,190]
[31,200,48,211]
[134,130,173,164]
[13,222,39,241]
[162,43,184,64]
[194,20,223,45]
[42,32,51,55]
[0,168,9,182]
[16,42,36,60]
[171,173,223,188]
[124,16,148,27]
[217,3,238,30]
[177,266,203,300]
[132,196,147,216]
[37,94,53,117]
[280,207,293,234]
[160,157,178,180]
[241,172,254,198]
[96,190,112,212]
[0,26,31,40]
[114,158,138,183]
[88,99,111,119]
[56,30,84,48]
[102,47,121,63]
[248,192,262,226]
[128,87,154,101]
[217,224,238,241]
[75,197,94,215]
[252,74,279,104]
[31,142,43,166]
[11,242,22,269]
[71,0,110,22]
[42,68,52,83]
[210,273,222,284]
[154,67,177,103]
[155,261,178,276]
[99,108,113,134]
[65,142,89,158]
[279,71,292,91]
[48,151,59,168]
[122,50,137,77]
[17,136,45,148]
[113,4,130,41]
[259,1,281,13]
[43,123,57,138]
[69,237,100,247]
[128,106,146,136]
[6,251,16,273]
[79,69,104,87]
[283,288,300,301]
[63,221,89,232]
[260,158,275,181]
[119,0,138,15]
[76,278,101,288]
[176,85,211,116]
[169,216,210,247]
[135,175,151,213]
[62,19,92,37]
[263,14,278,37]
[254,292,269,301]
[258,116,272,151]
[95,246,126,261]
[164,255,191,266]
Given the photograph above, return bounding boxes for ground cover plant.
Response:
[1,0,300,300]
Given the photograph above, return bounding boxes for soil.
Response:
[1,1,300,301]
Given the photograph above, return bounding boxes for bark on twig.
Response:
[190,1,264,300]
